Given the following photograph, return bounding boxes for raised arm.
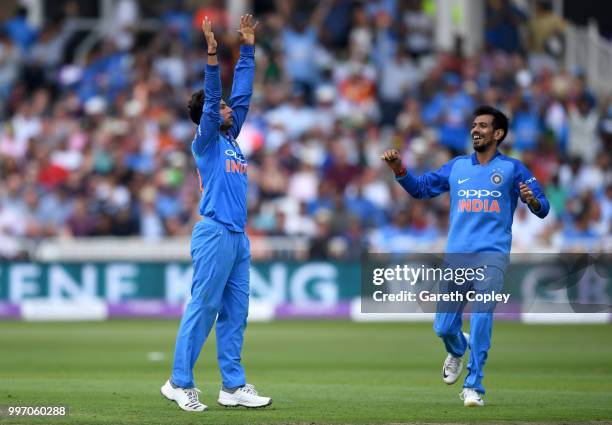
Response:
[514,161,550,218]
[381,149,455,199]
[309,0,332,32]
[193,17,221,157]
[227,14,258,139]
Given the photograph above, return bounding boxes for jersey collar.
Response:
[223,132,239,148]
[471,150,501,165]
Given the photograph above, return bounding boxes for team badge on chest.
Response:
[490,168,503,185]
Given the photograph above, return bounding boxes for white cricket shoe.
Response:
[442,354,463,384]
[161,380,208,411]
[218,384,272,408]
[461,388,485,407]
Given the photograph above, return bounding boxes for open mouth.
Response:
[472,135,483,141]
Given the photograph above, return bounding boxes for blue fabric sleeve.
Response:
[193,64,221,157]
[513,160,550,218]
[227,45,255,139]
[395,158,457,199]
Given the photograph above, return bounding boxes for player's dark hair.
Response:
[188,89,204,125]
[473,105,509,144]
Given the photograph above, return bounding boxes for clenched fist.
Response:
[519,182,541,211]
[380,149,405,175]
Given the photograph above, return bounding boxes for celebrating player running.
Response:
[161,15,271,411]
[382,105,549,407]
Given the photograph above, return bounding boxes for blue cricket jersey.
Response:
[396,151,550,253]
[192,45,255,232]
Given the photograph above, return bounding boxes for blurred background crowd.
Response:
[0,0,610,259]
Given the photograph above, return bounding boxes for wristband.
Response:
[394,167,407,177]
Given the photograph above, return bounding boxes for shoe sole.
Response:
[161,387,208,412]
[464,400,484,407]
[217,398,273,409]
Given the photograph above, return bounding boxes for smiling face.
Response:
[220,100,234,131]
[471,114,503,153]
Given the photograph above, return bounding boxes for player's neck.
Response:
[475,148,497,165]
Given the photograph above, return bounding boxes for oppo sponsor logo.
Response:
[225,149,248,174]
[457,189,502,199]
[225,149,247,163]
[457,188,502,213]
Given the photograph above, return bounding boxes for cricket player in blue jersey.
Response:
[161,15,271,411]
[382,105,550,407]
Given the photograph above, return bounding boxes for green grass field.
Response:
[0,320,611,425]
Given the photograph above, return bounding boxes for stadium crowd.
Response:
[0,0,610,259]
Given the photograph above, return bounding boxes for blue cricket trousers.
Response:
[433,266,504,394]
[171,217,250,389]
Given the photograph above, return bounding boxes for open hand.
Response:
[202,16,217,53]
[238,14,259,45]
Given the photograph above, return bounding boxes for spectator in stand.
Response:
[484,0,525,53]
[65,196,97,237]
[0,31,20,103]
[278,1,331,103]
[511,95,540,152]
[560,199,601,252]
[568,93,599,164]
[596,184,612,238]
[378,48,421,126]
[4,7,37,53]
[423,73,475,154]
[528,0,565,55]
[265,89,316,139]
[401,0,434,58]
